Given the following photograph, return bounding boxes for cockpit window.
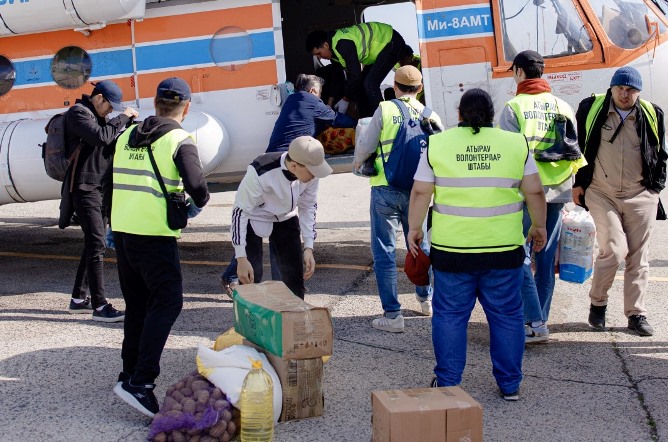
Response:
[500,0,593,61]
[589,0,667,48]
[0,55,15,97]
[51,46,92,89]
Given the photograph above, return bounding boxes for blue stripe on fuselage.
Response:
[418,6,493,41]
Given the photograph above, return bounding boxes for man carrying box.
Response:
[230,136,332,299]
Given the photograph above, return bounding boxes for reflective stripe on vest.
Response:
[111,126,191,237]
[370,98,429,187]
[428,127,527,253]
[507,93,577,186]
[332,22,393,67]
[585,94,659,150]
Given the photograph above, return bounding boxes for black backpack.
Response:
[380,99,437,191]
[41,103,87,182]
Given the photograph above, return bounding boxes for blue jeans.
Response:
[432,267,525,394]
[522,203,564,323]
[370,186,431,318]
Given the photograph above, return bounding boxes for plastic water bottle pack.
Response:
[559,206,596,283]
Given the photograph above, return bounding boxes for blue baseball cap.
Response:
[156,77,191,102]
[92,80,124,111]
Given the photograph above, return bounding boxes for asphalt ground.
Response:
[1,172,667,441]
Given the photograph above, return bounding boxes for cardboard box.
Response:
[372,387,483,442]
[244,339,324,422]
[233,281,333,359]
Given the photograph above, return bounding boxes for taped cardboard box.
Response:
[244,339,325,422]
[233,281,333,359]
[372,387,483,442]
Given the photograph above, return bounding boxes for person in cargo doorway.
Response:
[573,67,667,336]
[230,136,332,299]
[306,22,410,118]
[63,79,138,322]
[111,77,209,418]
[407,89,546,401]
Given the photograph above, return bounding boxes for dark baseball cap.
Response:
[508,50,545,72]
[156,77,191,102]
[92,80,124,111]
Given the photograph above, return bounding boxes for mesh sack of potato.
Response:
[317,127,355,155]
[148,371,239,442]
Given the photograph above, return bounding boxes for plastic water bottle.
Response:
[240,358,274,442]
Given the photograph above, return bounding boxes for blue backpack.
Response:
[379,99,437,191]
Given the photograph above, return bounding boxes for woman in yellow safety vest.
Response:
[406,88,547,401]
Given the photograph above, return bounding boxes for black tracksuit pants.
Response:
[114,232,183,385]
[245,216,305,298]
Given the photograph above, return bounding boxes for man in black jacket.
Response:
[573,67,667,336]
[65,80,138,322]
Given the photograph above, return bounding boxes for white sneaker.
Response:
[372,315,405,333]
[416,295,432,316]
[525,324,549,344]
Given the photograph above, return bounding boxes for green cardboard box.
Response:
[233,281,333,359]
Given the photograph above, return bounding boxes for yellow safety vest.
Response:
[370,97,428,187]
[507,93,581,186]
[332,22,393,68]
[111,126,191,237]
[584,94,659,149]
[428,127,528,253]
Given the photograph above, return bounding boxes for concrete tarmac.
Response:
[1,172,667,441]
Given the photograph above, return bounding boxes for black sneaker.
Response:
[68,297,93,314]
[588,304,607,330]
[628,315,654,336]
[113,380,159,417]
[116,371,131,388]
[92,303,125,323]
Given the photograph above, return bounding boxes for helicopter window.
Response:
[51,46,92,89]
[500,0,593,61]
[589,0,666,48]
[0,55,15,97]
[210,26,253,71]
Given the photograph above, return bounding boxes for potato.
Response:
[175,381,185,390]
[189,436,200,442]
[199,436,216,442]
[163,396,178,410]
[196,390,210,404]
[181,387,193,398]
[152,432,167,442]
[208,420,227,437]
[166,386,175,396]
[220,431,231,442]
[172,390,185,403]
[172,403,183,411]
[226,421,236,436]
[221,409,232,422]
[213,400,229,412]
[182,398,196,414]
[191,380,209,392]
[171,431,186,442]
[211,388,223,400]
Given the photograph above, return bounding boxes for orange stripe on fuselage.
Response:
[0,77,134,114]
[136,4,273,42]
[0,23,132,59]
[420,36,495,67]
[0,59,278,114]
[137,61,278,98]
